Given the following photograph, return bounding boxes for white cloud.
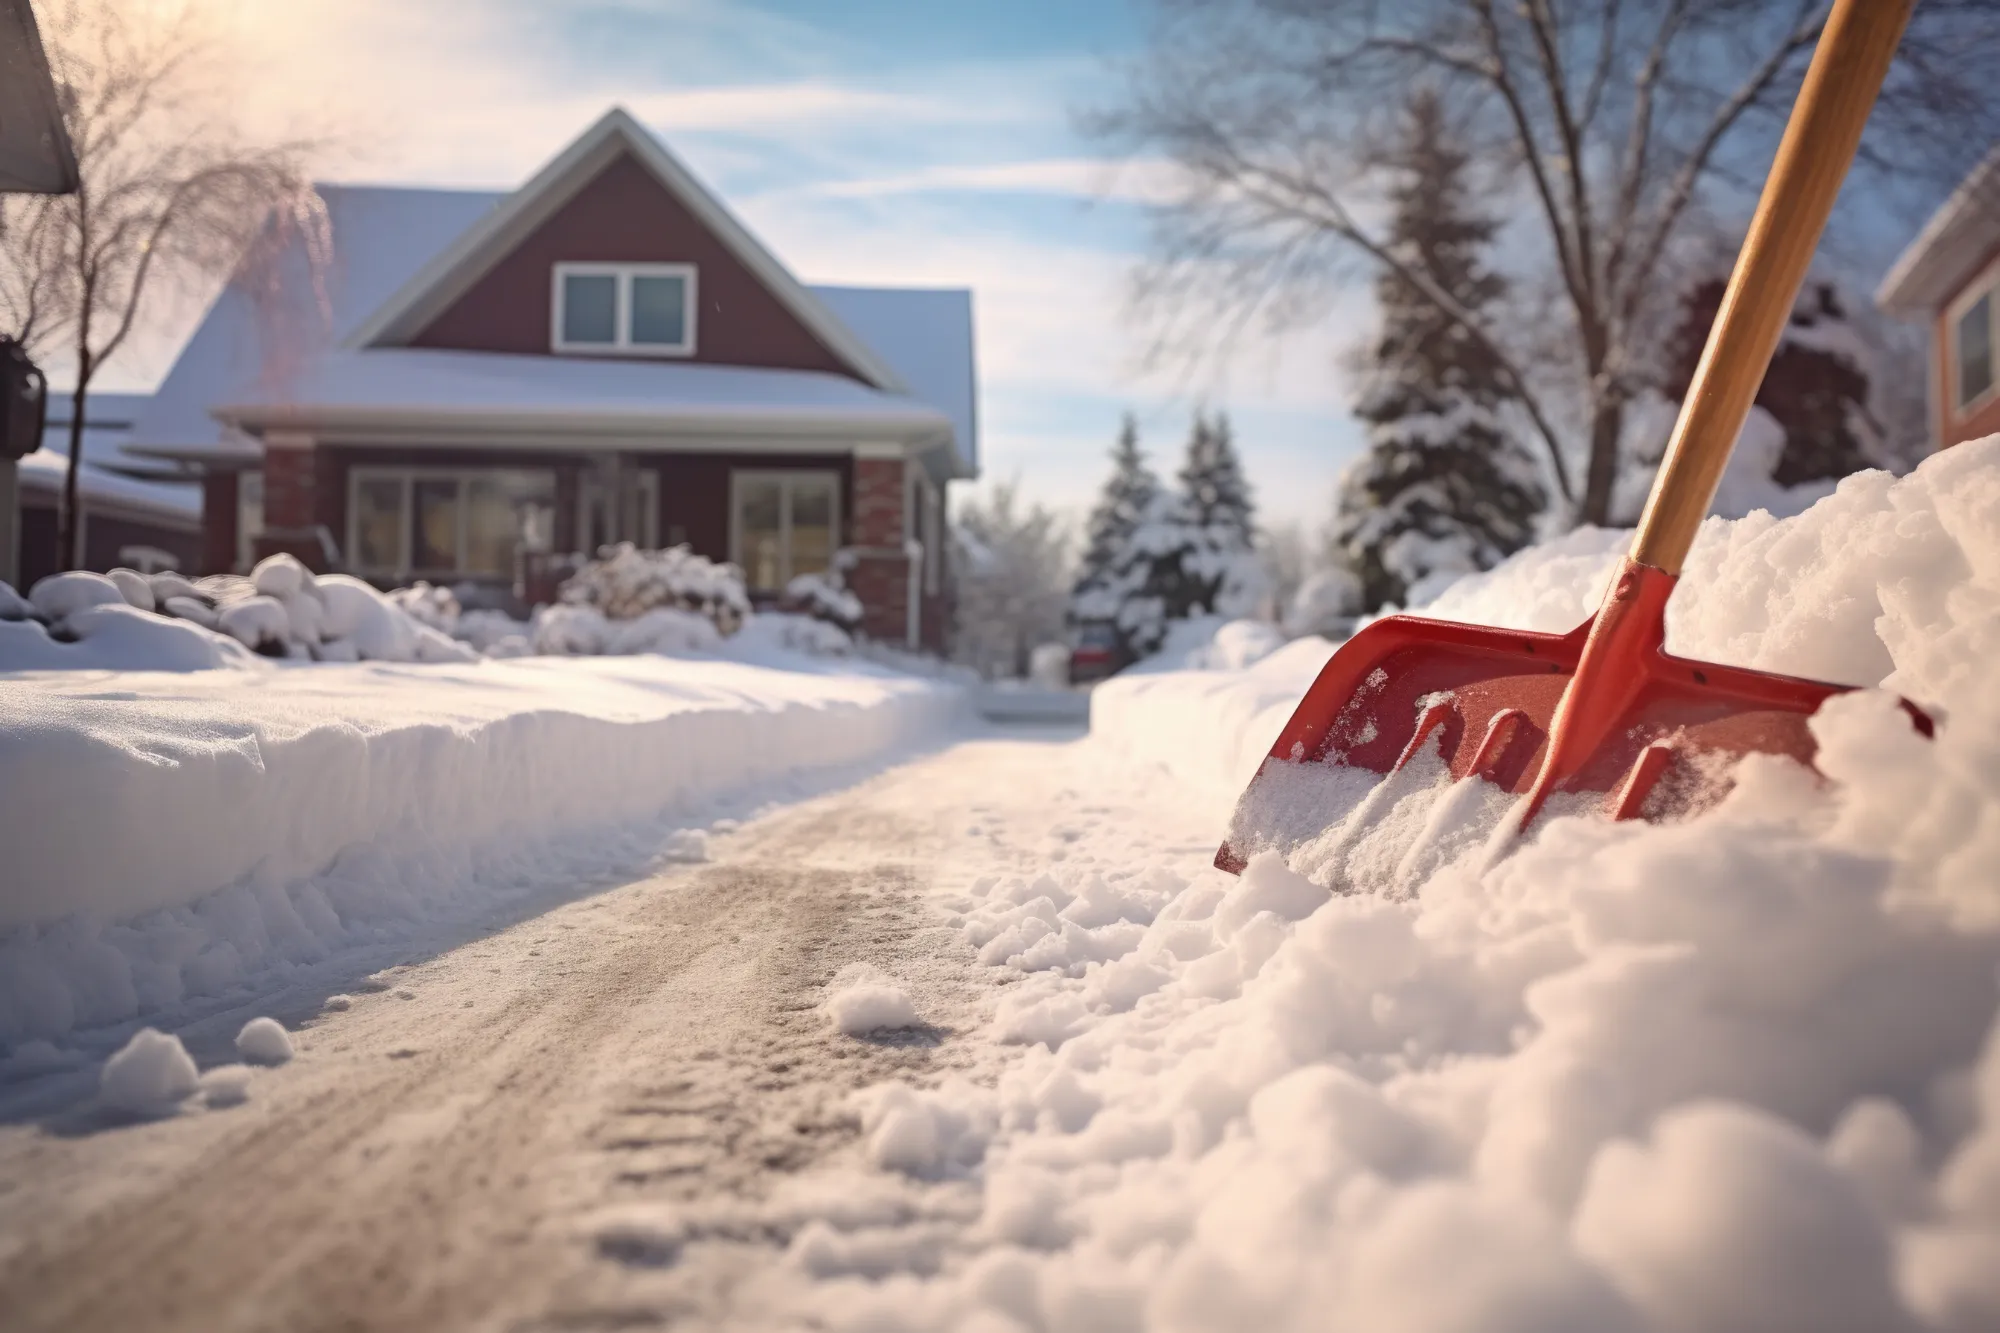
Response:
[780,156,1188,206]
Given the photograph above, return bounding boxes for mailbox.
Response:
[1,337,47,462]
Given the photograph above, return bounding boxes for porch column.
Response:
[201,471,238,575]
[847,443,911,644]
[253,432,333,571]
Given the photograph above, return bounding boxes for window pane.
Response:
[1958,294,1993,407]
[561,272,617,345]
[736,476,784,591]
[630,274,688,346]
[411,477,460,572]
[352,475,403,572]
[464,471,556,576]
[788,477,835,579]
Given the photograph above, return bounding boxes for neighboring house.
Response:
[17,391,202,588]
[1876,145,2000,451]
[125,108,977,651]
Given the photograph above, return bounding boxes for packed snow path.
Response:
[0,728,1212,1332]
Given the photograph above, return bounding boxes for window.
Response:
[1956,289,1995,411]
[577,468,659,554]
[730,471,840,593]
[551,263,697,355]
[348,468,557,580]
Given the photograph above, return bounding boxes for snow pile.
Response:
[729,612,854,659]
[0,556,478,672]
[529,604,722,657]
[234,1016,294,1065]
[825,967,922,1036]
[0,653,962,1042]
[98,1027,199,1117]
[767,440,2000,1330]
[558,542,751,633]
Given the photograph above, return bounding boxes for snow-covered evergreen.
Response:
[1329,92,1546,612]
[1177,410,1256,546]
[1069,414,1159,624]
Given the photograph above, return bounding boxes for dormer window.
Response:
[551,262,697,355]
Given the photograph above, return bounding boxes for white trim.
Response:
[727,468,841,592]
[347,464,557,580]
[853,440,907,460]
[343,108,907,393]
[550,261,698,356]
[1945,255,2000,421]
[1878,146,2000,316]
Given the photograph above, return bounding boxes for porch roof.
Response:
[195,347,955,449]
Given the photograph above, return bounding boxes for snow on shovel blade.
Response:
[1214,561,1932,892]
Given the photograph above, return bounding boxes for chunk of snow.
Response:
[200,1063,252,1107]
[99,1027,199,1116]
[215,596,290,652]
[235,1016,294,1065]
[250,552,309,599]
[826,968,920,1035]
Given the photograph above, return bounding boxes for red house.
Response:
[1876,145,2000,452]
[125,109,977,651]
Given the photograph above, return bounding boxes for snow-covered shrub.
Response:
[558,542,749,634]
[385,580,460,634]
[0,554,478,672]
[784,570,863,631]
[728,612,853,658]
[1283,566,1363,638]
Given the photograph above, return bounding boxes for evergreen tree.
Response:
[1664,279,1877,487]
[1330,91,1546,612]
[1178,409,1256,545]
[1070,413,1159,619]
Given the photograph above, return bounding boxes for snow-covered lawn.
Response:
[0,651,961,1044]
[744,440,2000,1331]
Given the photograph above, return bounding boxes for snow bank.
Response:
[0,654,962,1042]
[779,441,2000,1330]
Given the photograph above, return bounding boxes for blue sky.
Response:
[108,0,1370,535]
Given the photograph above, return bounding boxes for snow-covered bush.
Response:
[0,555,477,672]
[784,570,863,631]
[385,581,460,634]
[558,542,750,633]
[1283,566,1363,639]
[728,612,853,658]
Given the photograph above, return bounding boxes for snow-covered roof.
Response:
[211,347,955,444]
[130,111,978,475]
[811,285,977,474]
[1876,145,2000,316]
[39,390,190,481]
[15,448,202,527]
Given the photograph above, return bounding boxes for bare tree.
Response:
[953,481,1074,679]
[0,1,321,569]
[1090,0,2000,527]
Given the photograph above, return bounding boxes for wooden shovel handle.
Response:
[1630,0,1915,575]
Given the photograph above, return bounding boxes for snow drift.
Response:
[0,654,962,1043]
[786,440,2000,1331]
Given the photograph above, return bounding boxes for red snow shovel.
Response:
[1216,0,1932,879]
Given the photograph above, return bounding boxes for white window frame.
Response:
[576,468,660,553]
[550,262,698,356]
[1948,270,2000,418]
[347,466,557,580]
[728,469,842,592]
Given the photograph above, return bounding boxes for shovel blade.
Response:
[1214,605,1926,876]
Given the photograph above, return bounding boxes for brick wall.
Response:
[263,441,316,529]
[849,455,910,642]
[200,473,238,575]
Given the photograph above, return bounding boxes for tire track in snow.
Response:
[0,735,1078,1331]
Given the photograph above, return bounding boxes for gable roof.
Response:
[1877,144,2000,316]
[345,108,905,393]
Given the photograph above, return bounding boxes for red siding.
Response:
[1934,241,2000,450]
[407,153,860,379]
[201,473,238,575]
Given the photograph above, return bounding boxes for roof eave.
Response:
[1876,146,2000,315]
